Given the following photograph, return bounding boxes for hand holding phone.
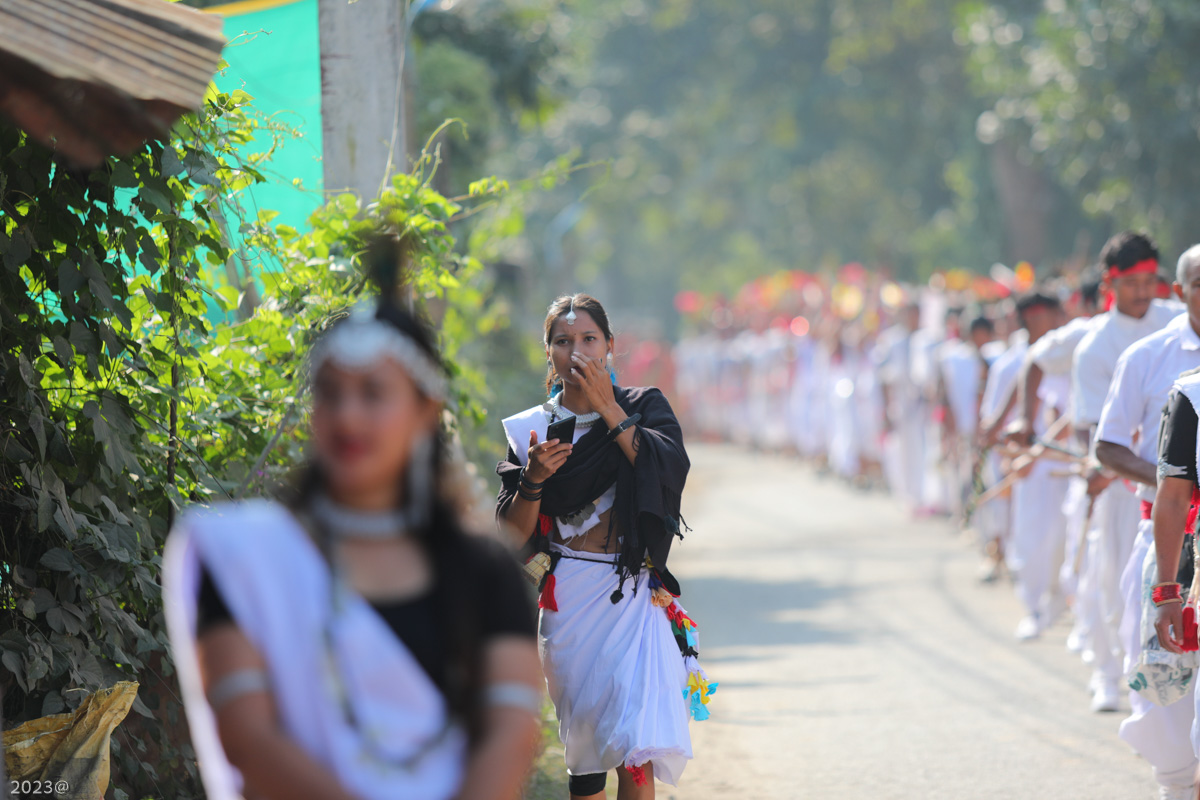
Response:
[545,415,577,446]
[526,423,574,484]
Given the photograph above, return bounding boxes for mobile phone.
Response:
[545,415,577,445]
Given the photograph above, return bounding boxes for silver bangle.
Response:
[485,682,542,715]
[207,668,271,711]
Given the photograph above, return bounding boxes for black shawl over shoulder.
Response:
[496,386,690,599]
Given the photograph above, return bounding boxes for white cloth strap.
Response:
[501,405,548,466]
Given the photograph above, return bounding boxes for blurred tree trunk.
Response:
[990,139,1052,267]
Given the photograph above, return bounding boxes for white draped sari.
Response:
[502,406,694,785]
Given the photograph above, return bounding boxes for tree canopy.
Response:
[413,0,1200,334]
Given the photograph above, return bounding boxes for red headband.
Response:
[1108,258,1158,278]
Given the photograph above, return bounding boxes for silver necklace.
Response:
[546,393,602,428]
[311,494,409,540]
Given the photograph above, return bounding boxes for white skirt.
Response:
[539,544,693,785]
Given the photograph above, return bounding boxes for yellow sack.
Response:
[3,681,139,800]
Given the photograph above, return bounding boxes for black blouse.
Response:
[1159,388,1199,486]
[196,536,537,695]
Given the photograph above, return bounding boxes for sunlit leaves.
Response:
[959,0,1200,251]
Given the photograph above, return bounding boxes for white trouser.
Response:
[1119,520,1199,787]
[1059,477,1089,600]
[1008,459,1070,618]
[975,452,1011,549]
[883,408,925,508]
[1091,484,1141,682]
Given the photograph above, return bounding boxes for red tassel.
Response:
[1185,606,1199,652]
[627,764,648,787]
[539,574,558,611]
[1188,488,1200,533]
[538,514,552,537]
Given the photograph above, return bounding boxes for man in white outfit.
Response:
[876,301,925,511]
[973,325,1029,580]
[1003,293,1073,641]
[1071,233,1182,712]
[1095,245,1200,800]
[938,316,995,518]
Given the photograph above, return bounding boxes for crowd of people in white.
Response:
[675,233,1200,800]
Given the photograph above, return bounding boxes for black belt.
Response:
[556,551,618,565]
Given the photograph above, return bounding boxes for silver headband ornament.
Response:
[565,297,577,325]
[309,302,448,400]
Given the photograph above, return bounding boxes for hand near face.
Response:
[569,352,617,413]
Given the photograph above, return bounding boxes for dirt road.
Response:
[666,444,1157,800]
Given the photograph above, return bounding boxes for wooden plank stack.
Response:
[0,0,226,166]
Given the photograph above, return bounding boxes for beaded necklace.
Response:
[545,392,602,428]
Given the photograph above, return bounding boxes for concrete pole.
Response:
[318,0,406,201]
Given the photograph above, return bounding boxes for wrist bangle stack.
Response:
[1153,582,1184,607]
[518,471,544,502]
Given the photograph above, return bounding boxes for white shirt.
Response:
[939,339,983,436]
[1028,316,1097,377]
[1095,313,1200,501]
[1026,315,1096,430]
[979,335,1028,423]
[1071,300,1183,426]
[980,339,1007,365]
[874,325,912,388]
[909,328,944,393]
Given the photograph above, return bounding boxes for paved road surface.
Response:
[666,443,1158,800]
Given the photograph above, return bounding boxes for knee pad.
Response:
[568,771,607,796]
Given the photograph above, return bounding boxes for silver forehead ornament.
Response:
[309,303,448,400]
[565,298,577,326]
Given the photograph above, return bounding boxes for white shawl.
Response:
[162,500,466,800]
[501,405,615,540]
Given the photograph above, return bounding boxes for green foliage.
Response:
[961,0,1200,254]
[473,0,1022,336]
[0,91,513,796]
[0,89,256,796]
[440,0,1200,339]
[412,0,562,198]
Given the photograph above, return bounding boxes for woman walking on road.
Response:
[497,293,715,800]
[164,260,542,800]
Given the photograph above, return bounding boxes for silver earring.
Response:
[407,433,435,530]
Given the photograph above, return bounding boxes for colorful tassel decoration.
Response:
[659,600,715,721]
[626,764,649,787]
[539,574,558,612]
[682,657,718,721]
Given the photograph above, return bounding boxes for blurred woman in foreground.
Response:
[164,258,541,800]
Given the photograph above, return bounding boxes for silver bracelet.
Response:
[485,682,542,715]
[207,668,271,711]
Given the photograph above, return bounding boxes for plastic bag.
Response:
[1126,548,1199,706]
[3,681,139,800]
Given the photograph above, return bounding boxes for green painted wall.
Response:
[213,0,324,233]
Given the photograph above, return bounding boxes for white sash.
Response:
[500,405,615,539]
[162,500,466,800]
[501,405,548,466]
